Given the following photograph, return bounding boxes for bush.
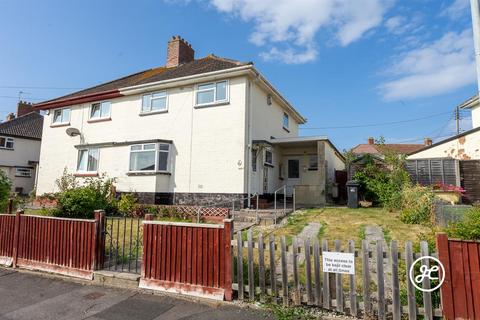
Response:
[0,170,12,212]
[55,172,116,218]
[398,185,435,224]
[446,207,480,240]
[117,193,137,216]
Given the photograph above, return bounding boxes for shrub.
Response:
[55,172,116,218]
[0,170,12,212]
[117,193,137,216]
[398,185,435,224]
[446,207,480,240]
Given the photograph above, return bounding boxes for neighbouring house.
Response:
[348,137,431,179]
[34,36,345,206]
[0,101,43,195]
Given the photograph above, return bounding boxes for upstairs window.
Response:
[283,113,289,130]
[52,108,71,124]
[77,148,99,172]
[90,101,111,119]
[129,143,170,172]
[0,136,14,149]
[142,91,167,113]
[15,167,32,177]
[196,80,228,106]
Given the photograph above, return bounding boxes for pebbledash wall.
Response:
[36,75,303,205]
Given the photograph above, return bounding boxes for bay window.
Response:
[129,143,170,172]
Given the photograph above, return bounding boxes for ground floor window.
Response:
[15,167,32,177]
[129,143,170,172]
[77,148,99,172]
[308,155,318,170]
[288,159,300,179]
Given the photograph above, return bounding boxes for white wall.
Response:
[0,137,40,194]
[36,76,248,195]
[472,105,480,129]
[407,129,480,160]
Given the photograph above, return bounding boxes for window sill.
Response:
[15,175,32,178]
[139,110,168,116]
[126,171,171,176]
[0,148,14,151]
[264,163,274,168]
[283,127,290,133]
[88,117,111,123]
[50,123,70,128]
[74,172,99,177]
[194,101,229,109]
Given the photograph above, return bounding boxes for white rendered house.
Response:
[35,36,345,206]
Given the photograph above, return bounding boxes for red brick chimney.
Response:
[17,101,38,117]
[424,137,432,146]
[166,35,194,68]
[368,137,375,145]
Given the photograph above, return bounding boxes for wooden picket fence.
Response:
[233,229,442,320]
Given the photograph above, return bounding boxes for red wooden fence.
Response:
[437,233,480,320]
[0,214,16,265]
[140,217,233,301]
[0,210,105,280]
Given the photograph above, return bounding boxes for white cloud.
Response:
[384,14,422,36]
[203,0,392,63]
[379,29,476,100]
[440,0,470,20]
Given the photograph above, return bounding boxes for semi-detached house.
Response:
[34,36,345,206]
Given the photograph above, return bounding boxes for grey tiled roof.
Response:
[38,55,251,105]
[0,112,43,140]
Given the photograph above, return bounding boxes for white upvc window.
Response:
[142,91,168,113]
[15,167,32,177]
[90,101,111,119]
[52,108,71,124]
[195,80,228,106]
[129,143,170,172]
[283,113,289,130]
[77,148,100,172]
[0,136,14,149]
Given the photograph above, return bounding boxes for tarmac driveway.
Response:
[0,269,273,320]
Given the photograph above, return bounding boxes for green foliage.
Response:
[446,207,480,240]
[117,193,137,216]
[55,171,116,218]
[398,185,435,224]
[353,152,410,207]
[0,170,12,212]
[267,304,316,320]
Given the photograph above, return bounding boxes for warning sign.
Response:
[322,251,355,275]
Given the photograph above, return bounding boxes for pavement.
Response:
[0,268,274,320]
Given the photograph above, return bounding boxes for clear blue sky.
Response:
[0,0,477,150]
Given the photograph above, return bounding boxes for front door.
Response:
[286,158,300,196]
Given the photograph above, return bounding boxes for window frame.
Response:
[264,149,273,167]
[90,101,111,120]
[76,148,100,173]
[195,80,229,107]
[141,90,168,114]
[128,142,171,173]
[0,136,14,149]
[52,108,71,125]
[283,113,289,131]
[251,149,257,172]
[308,155,318,171]
[15,167,32,177]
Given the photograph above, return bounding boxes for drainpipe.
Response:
[471,0,480,98]
[246,80,252,208]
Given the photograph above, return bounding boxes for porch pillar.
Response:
[317,141,326,205]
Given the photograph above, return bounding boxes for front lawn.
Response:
[255,207,431,248]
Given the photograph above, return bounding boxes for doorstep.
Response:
[93,270,140,290]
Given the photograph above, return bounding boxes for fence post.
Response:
[12,209,24,268]
[94,210,106,270]
[7,199,13,214]
[436,233,454,320]
[223,219,233,301]
[141,214,154,278]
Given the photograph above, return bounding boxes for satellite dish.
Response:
[66,127,81,137]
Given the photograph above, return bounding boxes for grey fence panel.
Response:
[406,158,458,186]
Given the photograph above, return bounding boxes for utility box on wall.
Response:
[346,181,359,209]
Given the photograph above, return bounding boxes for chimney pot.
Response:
[424,137,433,146]
[368,137,375,145]
[5,113,15,121]
[17,100,38,117]
[166,35,195,68]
